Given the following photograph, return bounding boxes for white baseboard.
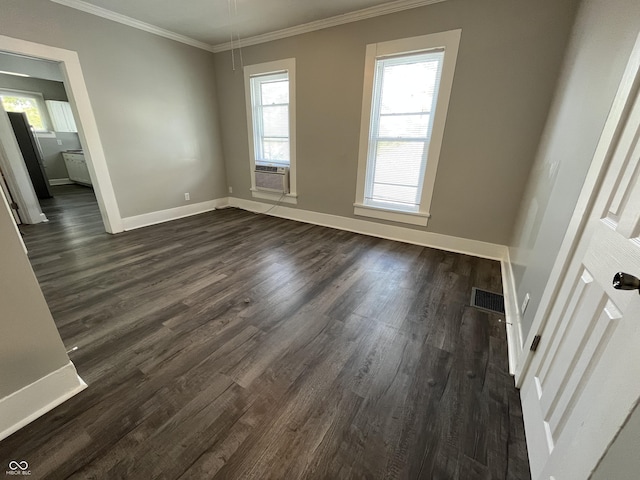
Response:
[250,189,298,204]
[501,250,524,375]
[48,178,73,186]
[0,362,86,441]
[121,197,230,231]
[228,197,507,261]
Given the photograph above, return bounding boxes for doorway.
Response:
[0,57,101,233]
[0,34,122,234]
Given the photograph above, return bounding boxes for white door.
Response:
[0,165,20,224]
[520,48,640,479]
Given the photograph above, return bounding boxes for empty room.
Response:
[1,0,639,478]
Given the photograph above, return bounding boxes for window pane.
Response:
[261,79,288,105]
[251,72,290,165]
[1,95,45,130]
[262,105,289,137]
[378,114,430,138]
[262,138,289,162]
[364,51,444,211]
[370,183,419,206]
[379,60,440,114]
[373,141,424,188]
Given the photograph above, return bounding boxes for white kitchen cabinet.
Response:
[46,101,78,132]
[62,152,92,186]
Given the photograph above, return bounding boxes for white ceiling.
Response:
[52,0,443,51]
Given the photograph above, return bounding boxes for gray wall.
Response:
[0,188,70,397]
[592,402,640,480]
[509,0,640,340]
[214,0,580,245]
[0,73,79,179]
[0,73,68,101]
[40,133,82,180]
[0,0,227,218]
[0,51,63,81]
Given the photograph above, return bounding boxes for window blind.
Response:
[250,72,290,165]
[365,50,444,212]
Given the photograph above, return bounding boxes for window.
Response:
[355,30,461,226]
[250,72,289,165]
[244,58,297,203]
[0,89,51,132]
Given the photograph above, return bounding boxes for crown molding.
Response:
[211,0,448,53]
[50,0,216,52]
[50,0,448,55]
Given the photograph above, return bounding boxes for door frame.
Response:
[514,32,640,386]
[0,35,123,233]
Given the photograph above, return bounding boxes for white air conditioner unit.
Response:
[254,165,290,194]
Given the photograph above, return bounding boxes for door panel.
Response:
[0,166,21,224]
[521,68,640,479]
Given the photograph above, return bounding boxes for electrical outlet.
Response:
[521,293,530,315]
[184,193,190,201]
[228,186,233,194]
[56,139,63,145]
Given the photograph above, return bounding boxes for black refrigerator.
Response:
[8,111,52,199]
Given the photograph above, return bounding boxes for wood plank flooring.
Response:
[0,185,530,479]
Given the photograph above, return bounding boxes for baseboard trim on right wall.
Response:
[214,197,525,376]
[501,250,524,375]
[228,196,507,260]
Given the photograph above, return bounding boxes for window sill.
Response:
[251,189,298,205]
[353,203,430,226]
[36,131,57,139]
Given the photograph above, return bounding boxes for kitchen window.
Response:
[0,89,51,132]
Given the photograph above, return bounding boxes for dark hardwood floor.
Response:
[1,185,530,479]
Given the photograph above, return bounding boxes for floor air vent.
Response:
[470,287,505,314]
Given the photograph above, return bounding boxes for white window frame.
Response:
[0,88,54,135]
[354,30,461,226]
[244,58,297,204]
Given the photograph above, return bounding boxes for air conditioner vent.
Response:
[255,165,280,173]
[254,165,290,194]
[470,287,505,314]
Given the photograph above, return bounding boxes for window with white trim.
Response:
[0,89,51,132]
[355,30,461,226]
[244,58,297,204]
[250,72,289,165]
